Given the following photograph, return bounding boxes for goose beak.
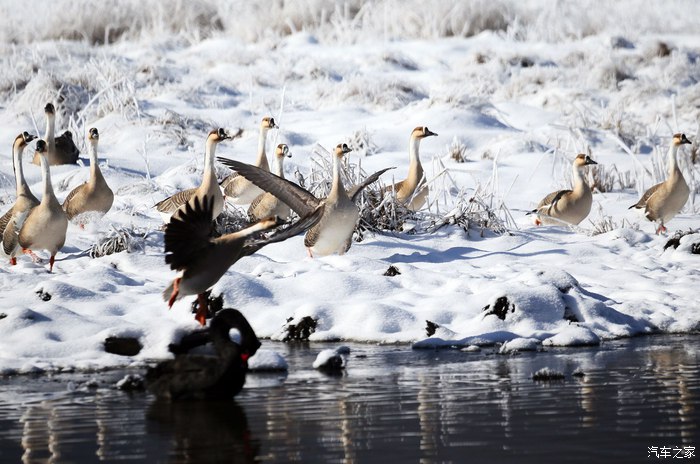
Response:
[425,128,438,137]
[681,134,692,145]
[585,158,598,165]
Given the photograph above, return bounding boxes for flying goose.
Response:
[62,128,114,223]
[220,116,278,204]
[248,143,293,222]
[163,195,322,325]
[219,143,393,257]
[1,132,38,265]
[385,126,437,211]
[155,128,230,222]
[146,308,261,400]
[18,140,68,272]
[531,154,598,226]
[629,133,692,234]
[32,103,79,166]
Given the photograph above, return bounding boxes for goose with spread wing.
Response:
[219,143,393,257]
[163,195,322,325]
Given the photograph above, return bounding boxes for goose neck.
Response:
[255,128,270,170]
[89,143,100,180]
[39,155,55,202]
[13,143,28,196]
[45,113,56,154]
[329,154,345,197]
[667,143,680,176]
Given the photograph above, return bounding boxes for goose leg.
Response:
[195,293,208,326]
[10,257,16,266]
[307,247,314,258]
[49,255,55,272]
[22,248,41,263]
[655,223,667,235]
[167,277,181,308]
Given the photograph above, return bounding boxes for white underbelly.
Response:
[310,208,358,256]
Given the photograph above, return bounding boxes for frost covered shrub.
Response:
[4,0,694,46]
[89,227,147,258]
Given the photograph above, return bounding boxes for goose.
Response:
[18,140,68,272]
[220,116,278,204]
[248,143,293,222]
[218,143,393,257]
[531,154,598,226]
[1,132,38,265]
[629,133,692,234]
[385,126,437,211]
[163,195,322,325]
[62,128,114,224]
[155,128,230,222]
[32,103,79,166]
[146,308,261,400]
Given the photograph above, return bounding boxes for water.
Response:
[0,334,698,463]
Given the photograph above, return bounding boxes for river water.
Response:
[0,334,698,463]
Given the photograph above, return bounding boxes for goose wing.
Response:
[218,157,320,216]
[2,214,18,255]
[164,196,216,271]
[62,182,88,219]
[629,182,662,210]
[242,206,323,256]
[536,189,572,211]
[155,187,197,214]
[0,206,13,238]
[348,167,395,203]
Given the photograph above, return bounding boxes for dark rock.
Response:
[383,265,401,276]
[36,289,51,301]
[104,337,143,356]
[282,316,317,342]
[483,296,515,320]
[563,307,580,323]
[532,368,565,381]
[572,370,585,378]
[0,313,6,320]
[426,320,440,337]
[116,374,145,391]
[663,229,699,251]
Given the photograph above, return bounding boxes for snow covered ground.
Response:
[0,0,699,373]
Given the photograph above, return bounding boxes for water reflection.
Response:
[147,399,258,463]
[0,335,698,463]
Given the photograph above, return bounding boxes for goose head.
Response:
[411,126,438,139]
[88,127,99,141]
[44,103,55,116]
[275,143,291,159]
[15,131,36,149]
[334,143,352,159]
[261,116,278,130]
[573,153,597,169]
[34,139,48,159]
[672,133,692,146]
[210,308,261,362]
[208,127,231,143]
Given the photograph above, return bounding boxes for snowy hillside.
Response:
[0,0,699,373]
